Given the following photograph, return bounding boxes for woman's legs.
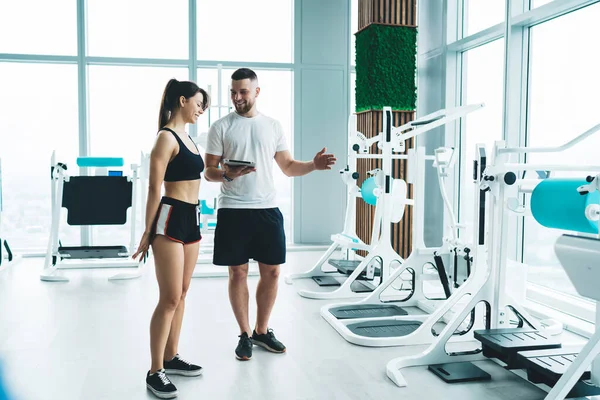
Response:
[149,236,184,373]
[164,241,200,360]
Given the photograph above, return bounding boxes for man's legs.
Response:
[228,263,254,361]
[213,209,254,359]
[251,262,286,353]
[249,208,287,353]
[255,263,280,335]
[228,263,251,335]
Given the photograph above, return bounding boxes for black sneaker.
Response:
[146,369,178,399]
[235,332,253,361]
[164,354,203,377]
[251,328,286,353]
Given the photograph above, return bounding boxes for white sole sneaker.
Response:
[164,367,203,377]
[146,383,178,399]
[251,339,286,353]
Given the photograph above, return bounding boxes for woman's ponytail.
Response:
[158,79,179,130]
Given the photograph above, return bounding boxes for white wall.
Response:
[293,0,349,243]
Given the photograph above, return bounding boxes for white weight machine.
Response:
[385,123,600,399]
[285,104,484,301]
[319,105,486,347]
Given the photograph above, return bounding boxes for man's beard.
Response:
[235,101,253,114]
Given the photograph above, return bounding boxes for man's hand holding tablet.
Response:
[221,159,257,182]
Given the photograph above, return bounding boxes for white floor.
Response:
[0,251,552,400]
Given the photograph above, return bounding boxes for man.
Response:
[204,68,336,360]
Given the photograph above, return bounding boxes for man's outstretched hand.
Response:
[313,147,337,170]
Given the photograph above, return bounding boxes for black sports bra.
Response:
[161,128,205,182]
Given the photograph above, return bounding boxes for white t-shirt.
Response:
[206,111,289,209]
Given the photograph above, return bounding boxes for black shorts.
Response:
[213,208,286,266]
[151,197,202,245]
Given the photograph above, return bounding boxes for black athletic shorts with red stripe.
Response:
[151,196,201,244]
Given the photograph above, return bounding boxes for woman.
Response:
[132,79,209,399]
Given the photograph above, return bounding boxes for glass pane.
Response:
[203,68,293,241]
[197,0,293,63]
[197,68,228,133]
[0,63,79,250]
[88,66,189,246]
[87,0,188,58]
[463,0,505,36]
[195,68,226,215]
[459,39,504,242]
[524,2,600,301]
[0,0,77,55]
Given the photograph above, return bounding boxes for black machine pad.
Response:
[59,245,128,259]
[346,319,422,338]
[429,362,491,383]
[517,347,600,398]
[474,328,562,368]
[62,176,132,225]
[312,276,341,286]
[349,280,375,293]
[329,304,407,319]
[328,259,381,278]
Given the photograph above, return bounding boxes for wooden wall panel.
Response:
[355,110,415,259]
[358,0,417,30]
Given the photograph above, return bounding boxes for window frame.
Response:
[0,0,296,251]
[443,0,600,333]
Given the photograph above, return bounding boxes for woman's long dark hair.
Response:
[158,79,209,130]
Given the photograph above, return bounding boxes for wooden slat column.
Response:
[355,110,415,258]
[355,0,417,259]
[358,0,417,29]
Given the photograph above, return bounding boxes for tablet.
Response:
[224,159,256,167]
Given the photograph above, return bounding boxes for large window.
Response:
[87,66,189,246]
[0,63,79,250]
[88,67,189,168]
[87,0,189,59]
[196,0,293,63]
[463,0,505,36]
[459,39,505,243]
[0,0,76,55]
[441,0,600,331]
[0,1,296,251]
[523,2,600,301]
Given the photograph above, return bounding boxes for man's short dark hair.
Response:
[231,68,258,82]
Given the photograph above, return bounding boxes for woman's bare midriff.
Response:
[164,179,201,204]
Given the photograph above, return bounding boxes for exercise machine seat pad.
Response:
[62,176,132,225]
